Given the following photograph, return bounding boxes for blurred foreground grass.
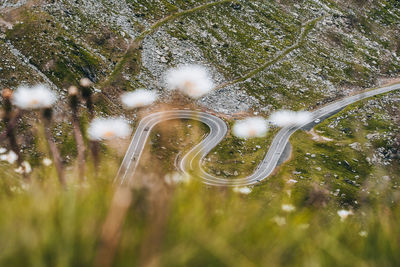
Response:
[0,148,399,267]
[0,94,399,266]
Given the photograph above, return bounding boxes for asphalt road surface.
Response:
[116,83,400,186]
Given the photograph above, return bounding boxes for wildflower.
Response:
[232,117,268,138]
[269,110,312,127]
[121,89,158,109]
[287,179,298,184]
[165,64,214,98]
[42,158,52,166]
[359,231,368,237]
[295,111,313,125]
[0,147,6,154]
[39,98,65,186]
[164,172,190,185]
[68,85,79,96]
[337,209,353,221]
[0,150,18,164]
[2,88,12,99]
[67,85,86,180]
[79,78,94,118]
[80,77,93,88]
[88,118,131,141]
[232,187,252,194]
[14,161,31,174]
[273,216,286,226]
[12,84,57,109]
[281,204,296,212]
[2,88,23,166]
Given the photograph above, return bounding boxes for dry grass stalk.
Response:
[1,88,23,165]
[94,186,132,267]
[68,86,86,180]
[42,108,66,187]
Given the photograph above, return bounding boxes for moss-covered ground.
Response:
[264,91,400,207]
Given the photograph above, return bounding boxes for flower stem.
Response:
[94,186,132,267]
[69,88,86,181]
[1,89,23,165]
[42,108,66,187]
[90,140,100,175]
[79,83,99,174]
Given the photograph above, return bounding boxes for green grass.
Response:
[0,39,47,88]
[0,151,400,266]
[3,0,400,114]
[0,94,398,266]
[1,1,400,265]
[142,118,209,174]
[215,17,321,90]
[203,126,278,179]
[270,130,372,205]
[0,89,397,266]
[5,10,104,88]
[269,91,400,206]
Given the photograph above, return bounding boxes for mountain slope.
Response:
[1,0,400,115]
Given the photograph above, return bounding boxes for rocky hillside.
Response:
[1,0,400,115]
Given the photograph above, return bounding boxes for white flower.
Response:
[273,216,286,226]
[232,117,268,138]
[0,150,18,164]
[269,110,295,127]
[0,147,7,154]
[121,89,158,109]
[281,204,296,212]
[42,158,52,166]
[13,84,57,109]
[14,161,31,174]
[164,172,190,185]
[165,64,214,98]
[232,187,252,194]
[269,110,312,127]
[88,118,131,141]
[359,231,368,237]
[337,209,353,221]
[295,111,313,125]
[287,179,298,184]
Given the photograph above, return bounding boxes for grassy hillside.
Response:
[0,1,399,266]
[1,0,400,113]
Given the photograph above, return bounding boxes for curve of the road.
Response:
[116,83,400,187]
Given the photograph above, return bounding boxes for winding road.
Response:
[116,83,400,186]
